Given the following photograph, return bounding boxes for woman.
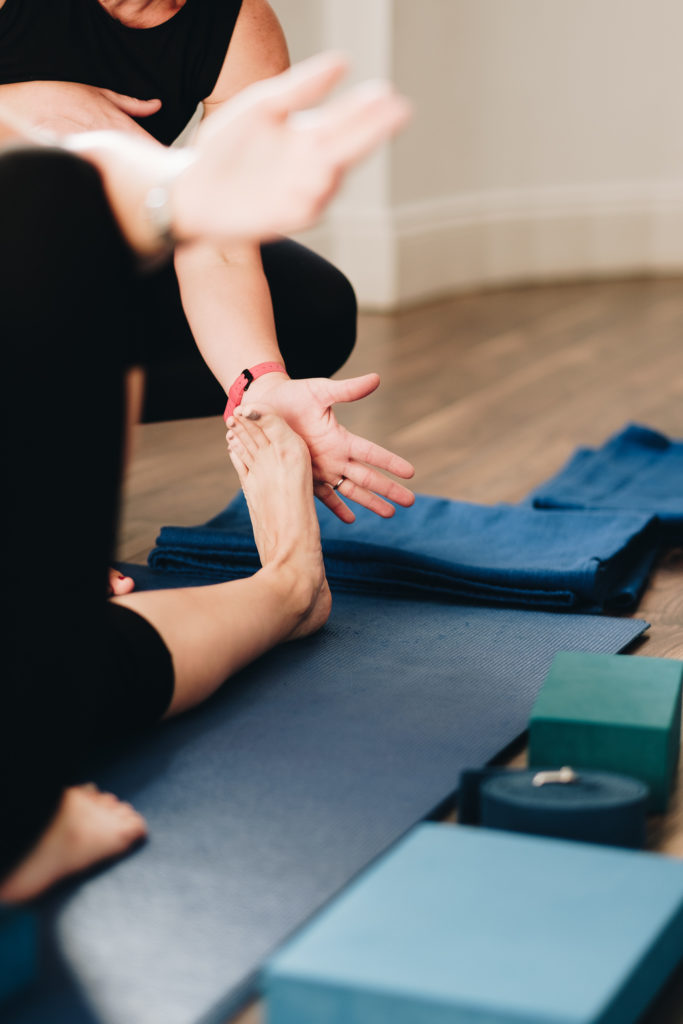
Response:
[0,55,411,902]
[0,0,360,424]
[0,0,416,602]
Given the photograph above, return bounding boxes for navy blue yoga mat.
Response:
[148,492,657,611]
[530,423,683,545]
[7,568,647,1024]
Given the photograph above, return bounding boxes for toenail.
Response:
[226,417,235,428]
[244,409,261,420]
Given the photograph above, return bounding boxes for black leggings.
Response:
[0,146,356,878]
[0,147,179,877]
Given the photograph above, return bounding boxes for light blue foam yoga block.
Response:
[264,823,683,1024]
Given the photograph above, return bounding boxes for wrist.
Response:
[67,132,196,258]
[166,149,203,243]
[224,362,289,420]
[242,370,289,400]
[144,149,197,251]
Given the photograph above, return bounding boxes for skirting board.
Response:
[296,182,683,310]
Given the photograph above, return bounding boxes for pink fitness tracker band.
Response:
[224,362,286,421]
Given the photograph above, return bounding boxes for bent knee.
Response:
[262,238,358,378]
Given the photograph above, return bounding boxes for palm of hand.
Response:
[242,375,415,522]
[188,54,410,243]
[188,106,330,241]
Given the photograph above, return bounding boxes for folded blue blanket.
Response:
[530,424,683,544]
[148,493,657,612]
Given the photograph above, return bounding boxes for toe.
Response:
[243,407,305,455]
[227,429,254,471]
[122,810,147,838]
[228,444,250,483]
[233,408,269,450]
[108,569,135,596]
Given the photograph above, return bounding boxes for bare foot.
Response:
[0,785,147,904]
[108,567,135,596]
[226,406,331,639]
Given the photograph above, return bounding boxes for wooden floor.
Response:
[118,276,683,1023]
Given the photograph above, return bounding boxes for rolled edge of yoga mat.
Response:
[480,769,649,849]
[0,905,37,1006]
[457,768,505,825]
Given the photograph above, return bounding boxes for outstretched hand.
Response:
[236,374,415,522]
[174,52,412,242]
[53,53,411,254]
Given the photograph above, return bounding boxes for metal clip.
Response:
[532,766,579,788]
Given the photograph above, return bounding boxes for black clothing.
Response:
[0,148,175,877]
[141,240,358,421]
[0,0,243,145]
[0,0,358,421]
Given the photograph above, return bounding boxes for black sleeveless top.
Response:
[0,0,243,143]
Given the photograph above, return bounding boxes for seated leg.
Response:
[114,407,331,717]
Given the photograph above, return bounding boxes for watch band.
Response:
[141,151,196,266]
[224,362,287,420]
[144,181,176,251]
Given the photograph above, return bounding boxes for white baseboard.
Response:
[296,181,683,311]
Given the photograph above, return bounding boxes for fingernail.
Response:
[118,575,126,580]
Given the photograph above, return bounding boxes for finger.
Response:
[314,480,356,523]
[317,373,381,406]
[348,433,415,481]
[312,82,412,165]
[262,52,349,117]
[344,461,416,507]
[334,476,396,518]
[99,89,162,118]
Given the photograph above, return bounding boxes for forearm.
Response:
[0,82,52,131]
[173,239,289,394]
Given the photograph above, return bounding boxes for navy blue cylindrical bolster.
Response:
[480,769,649,849]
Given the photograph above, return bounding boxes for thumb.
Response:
[323,372,381,405]
[98,89,162,118]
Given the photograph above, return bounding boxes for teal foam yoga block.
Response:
[264,824,683,1024]
[0,905,37,1006]
[529,652,683,811]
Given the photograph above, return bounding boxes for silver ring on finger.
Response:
[332,476,346,491]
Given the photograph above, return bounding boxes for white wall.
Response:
[272,0,683,309]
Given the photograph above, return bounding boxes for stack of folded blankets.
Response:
[529,423,683,545]
[148,424,683,614]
